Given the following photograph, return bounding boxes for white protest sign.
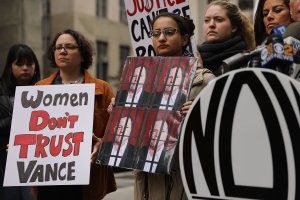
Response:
[4,84,95,186]
[180,68,300,199]
[124,0,197,56]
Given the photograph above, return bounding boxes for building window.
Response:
[239,0,254,10]
[96,41,108,81]
[119,45,130,76]
[96,0,107,17]
[120,0,127,24]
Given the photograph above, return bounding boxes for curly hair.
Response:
[47,29,93,69]
[207,0,256,50]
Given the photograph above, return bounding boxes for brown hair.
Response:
[207,0,256,50]
[48,29,93,69]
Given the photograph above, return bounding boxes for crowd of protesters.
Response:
[1,0,299,199]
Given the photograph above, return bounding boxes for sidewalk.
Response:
[104,171,134,200]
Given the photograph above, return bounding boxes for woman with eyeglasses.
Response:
[0,44,41,200]
[254,0,292,45]
[33,29,116,200]
[133,12,215,200]
[198,0,255,76]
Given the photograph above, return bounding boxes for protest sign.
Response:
[179,68,300,199]
[4,84,95,186]
[97,56,198,174]
[124,0,197,56]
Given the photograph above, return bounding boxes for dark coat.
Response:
[0,87,13,181]
[153,91,187,110]
[115,90,150,107]
[99,141,146,170]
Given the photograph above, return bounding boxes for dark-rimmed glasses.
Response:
[53,44,79,52]
[150,28,178,38]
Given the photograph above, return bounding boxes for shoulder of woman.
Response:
[35,71,59,85]
[193,68,215,85]
[85,74,114,97]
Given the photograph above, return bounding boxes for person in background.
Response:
[198,0,256,76]
[290,0,300,21]
[116,65,149,107]
[34,29,116,200]
[109,116,132,166]
[0,44,41,200]
[143,118,177,174]
[254,0,292,45]
[159,65,187,111]
[134,12,215,200]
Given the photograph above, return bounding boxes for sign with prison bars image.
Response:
[97,56,198,174]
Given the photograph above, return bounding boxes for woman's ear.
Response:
[232,26,237,33]
[181,34,189,47]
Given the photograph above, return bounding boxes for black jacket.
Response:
[0,88,13,172]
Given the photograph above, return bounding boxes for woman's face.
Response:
[263,0,292,34]
[152,16,188,56]
[203,5,236,43]
[54,34,83,70]
[290,0,300,21]
[12,60,36,85]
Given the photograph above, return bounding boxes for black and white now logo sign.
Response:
[180,68,300,200]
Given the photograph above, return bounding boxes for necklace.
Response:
[62,76,84,84]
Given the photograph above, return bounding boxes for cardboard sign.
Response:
[4,84,95,186]
[124,0,197,56]
[180,68,300,199]
[98,56,198,174]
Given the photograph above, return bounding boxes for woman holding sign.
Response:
[0,44,41,200]
[34,29,116,200]
[133,12,214,200]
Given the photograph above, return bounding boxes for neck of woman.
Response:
[60,68,84,84]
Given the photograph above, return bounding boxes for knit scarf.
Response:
[198,35,246,73]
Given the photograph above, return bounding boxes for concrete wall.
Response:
[0,0,43,75]
[0,0,255,91]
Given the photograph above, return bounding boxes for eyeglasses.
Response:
[150,28,178,38]
[53,44,79,52]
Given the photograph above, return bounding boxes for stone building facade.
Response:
[0,0,255,92]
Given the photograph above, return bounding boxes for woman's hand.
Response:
[107,98,115,114]
[181,100,193,116]
[91,134,102,163]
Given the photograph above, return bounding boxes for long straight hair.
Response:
[0,44,41,95]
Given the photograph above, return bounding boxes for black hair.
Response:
[254,0,291,45]
[151,12,195,51]
[0,44,41,95]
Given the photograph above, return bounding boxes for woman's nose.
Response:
[209,20,216,27]
[266,11,274,21]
